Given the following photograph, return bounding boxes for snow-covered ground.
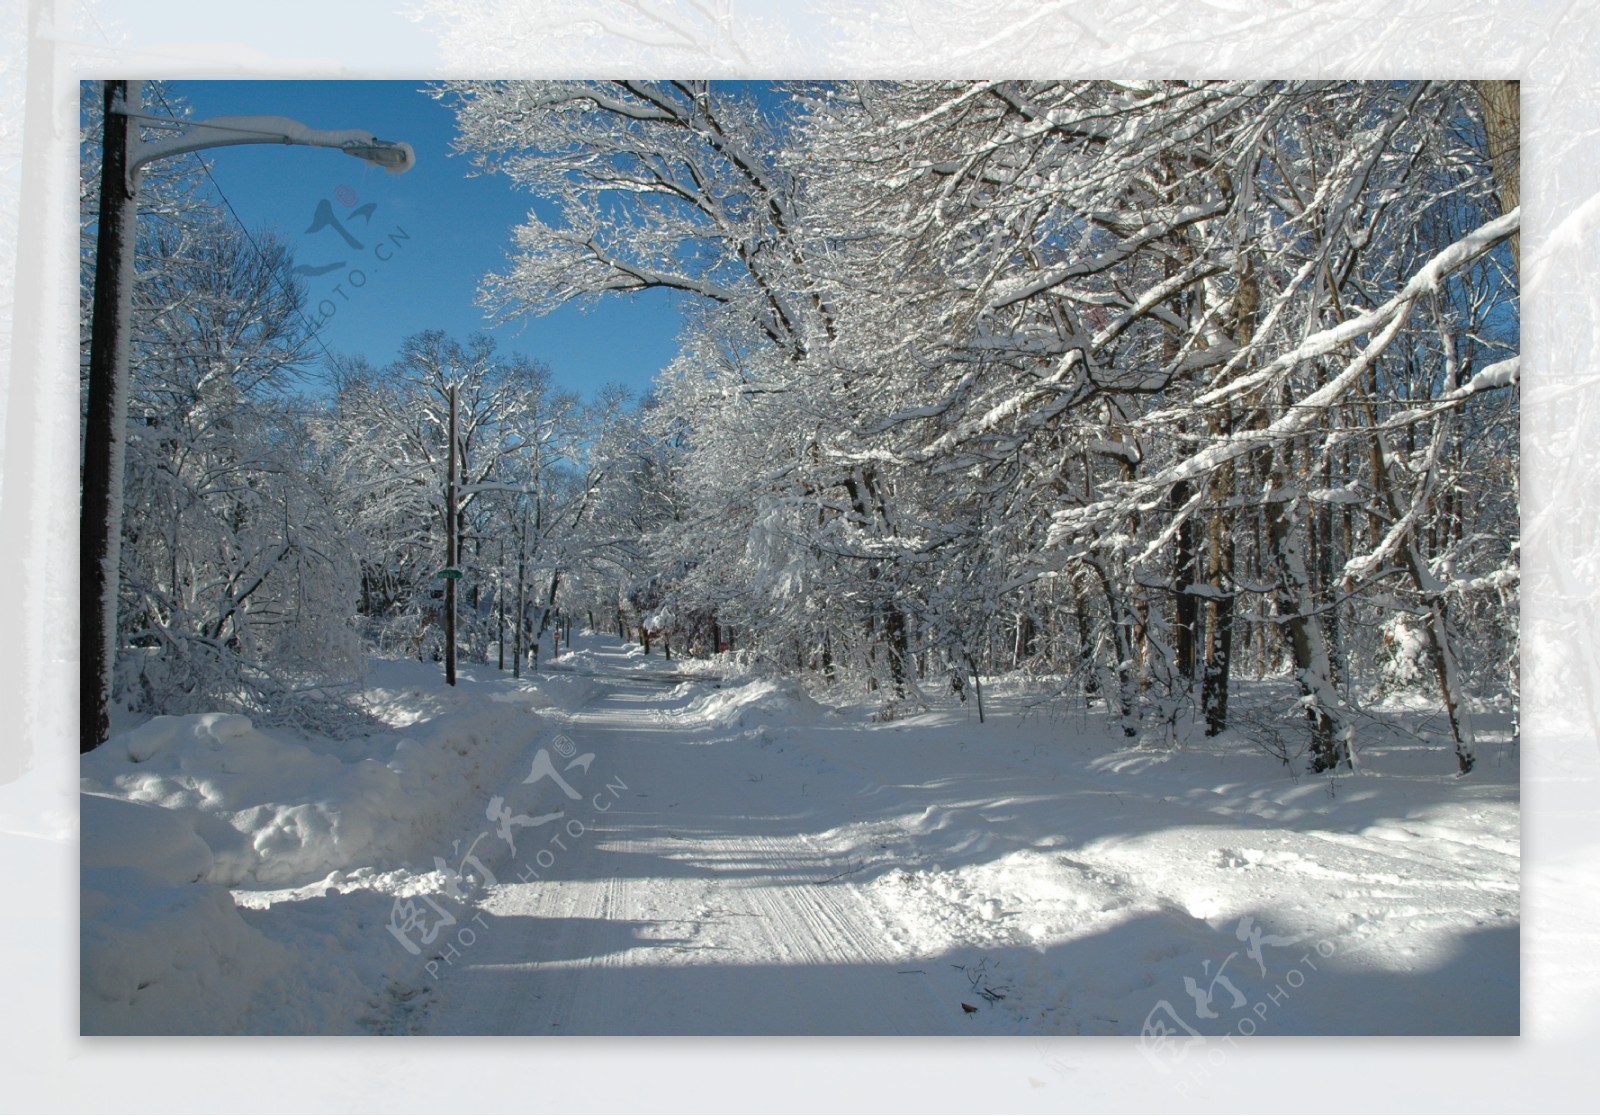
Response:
[78,632,1524,1047]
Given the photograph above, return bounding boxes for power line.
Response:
[148,83,343,375]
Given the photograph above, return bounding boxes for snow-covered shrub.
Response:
[1372,614,1436,699]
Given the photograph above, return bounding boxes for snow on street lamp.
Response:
[125,112,417,176]
[80,81,415,753]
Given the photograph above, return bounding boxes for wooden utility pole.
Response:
[79,83,415,748]
[514,504,527,679]
[445,382,458,686]
[81,80,139,752]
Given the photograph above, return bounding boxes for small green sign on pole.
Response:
[437,567,463,580]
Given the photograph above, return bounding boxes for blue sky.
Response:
[162,80,690,403]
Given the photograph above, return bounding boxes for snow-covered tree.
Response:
[786,79,1517,766]
[447,79,1518,767]
[315,331,581,672]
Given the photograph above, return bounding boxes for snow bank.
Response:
[675,678,823,729]
[80,791,212,886]
[79,661,561,1034]
[78,790,381,1035]
[559,644,646,673]
[79,862,410,1035]
[82,866,286,1034]
[78,789,269,1032]
[81,674,550,887]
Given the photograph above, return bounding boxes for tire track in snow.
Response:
[730,830,902,966]
[1298,828,1519,892]
[424,663,956,1035]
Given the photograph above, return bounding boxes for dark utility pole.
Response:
[81,80,139,753]
[514,505,527,680]
[445,382,458,687]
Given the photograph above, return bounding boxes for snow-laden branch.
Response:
[988,200,1229,310]
[1190,207,1520,414]
[1381,356,1520,428]
[1046,206,1518,551]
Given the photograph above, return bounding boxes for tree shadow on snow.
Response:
[416,904,1516,1037]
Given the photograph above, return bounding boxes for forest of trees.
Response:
[84,80,1519,773]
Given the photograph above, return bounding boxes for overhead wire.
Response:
[147,83,344,376]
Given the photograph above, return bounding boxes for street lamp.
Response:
[80,80,415,753]
[126,112,417,176]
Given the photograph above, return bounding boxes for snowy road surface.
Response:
[411,639,1518,1036]
[427,657,962,1034]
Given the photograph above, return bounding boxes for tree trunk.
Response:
[1201,420,1237,733]
[513,535,525,680]
[884,602,910,698]
[1074,595,1098,698]
[1317,455,1343,690]
[1171,479,1199,681]
[1358,382,1478,773]
[1197,244,1258,736]
[1265,449,1348,772]
[844,466,909,701]
[1201,490,1236,737]
[1473,80,1520,272]
[1014,607,1038,671]
[969,651,985,724]
[1091,561,1139,737]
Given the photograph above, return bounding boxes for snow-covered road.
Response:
[426,653,962,1034]
[413,638,1519,1037]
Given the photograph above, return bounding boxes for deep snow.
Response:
[80,633,1521,1043]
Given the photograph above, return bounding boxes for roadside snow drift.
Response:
[80,666,550,887]
[80,662,554,1034]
